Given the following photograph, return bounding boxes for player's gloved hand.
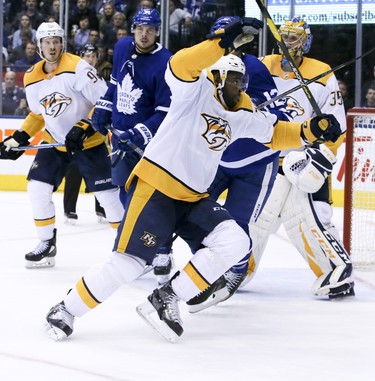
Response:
[283,144,336,193]
[117,124,152,152]
[301,114,341,144]
[91,97,113,136]
[207,17,263,53]
[0,130,30,160]
[65,119,95,154]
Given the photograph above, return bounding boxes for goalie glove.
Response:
[282,145,336,193]
[0,130,30,160]
[65,119,95,154]
[206,17,263,53]
[91,97,113,136]
[300,114,341,144]
[117,124,152,152]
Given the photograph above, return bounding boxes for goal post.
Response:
[343,107,375,270]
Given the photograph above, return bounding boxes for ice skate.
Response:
[328,282,355,299]
[45,301,75,341]
[186,270,247,313]
[64,212,78,225]
[152,251,174,285]
[186,275,229,313]
[25,229,57,268]
[136,281,183,343]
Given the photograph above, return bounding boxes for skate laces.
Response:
[31,240,50,255]
[161,289,182,324]
[48,303,74,327]
[153,253,171,267]
[225,271,245,293]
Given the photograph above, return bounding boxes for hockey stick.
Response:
[11,142,65,151]
[258,46,375,110]
[106,125,144,156]
[255,0,322,116]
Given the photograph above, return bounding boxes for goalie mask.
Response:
[279,16,313,65]
[36,22,65,63]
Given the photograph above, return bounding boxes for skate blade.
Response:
[188,287,230,314]
[136,300,180,344]
[64,218,77,226]
[44,321,68,341]
[25,257,56,269]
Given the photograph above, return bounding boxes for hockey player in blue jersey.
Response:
[92,8,171,203]
[91,8,173,281]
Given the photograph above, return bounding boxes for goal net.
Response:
[343,108,375,270]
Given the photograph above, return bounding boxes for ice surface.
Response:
[0,191,374,381]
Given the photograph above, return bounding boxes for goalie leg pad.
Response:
[245,173,291,285]
[280,185,354,296]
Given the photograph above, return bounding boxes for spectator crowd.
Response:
[2,0,217,115]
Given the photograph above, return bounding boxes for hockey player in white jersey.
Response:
[43,17,341,342]
[0,22,124,268]
[211,16,353,301]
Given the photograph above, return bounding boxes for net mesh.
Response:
[349,113,375,270]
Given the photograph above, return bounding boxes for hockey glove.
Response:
[65,119,95,154]
[117,124,152,152]
[283,145,336,193]
[301,114,341,144]
[91,97,113,136]
[207,17,263,53]
[0,130,30,160]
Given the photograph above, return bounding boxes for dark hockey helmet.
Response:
[131,8,161,35]
[210,16,241,33]
[80,43,98,58]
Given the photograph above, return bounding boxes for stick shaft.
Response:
[11,143,64,151]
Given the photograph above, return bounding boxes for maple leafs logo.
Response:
[116,73,143,115]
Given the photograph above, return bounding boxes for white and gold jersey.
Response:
[130,40,306,202]
[262,54,346,156]
[24,53,107,144]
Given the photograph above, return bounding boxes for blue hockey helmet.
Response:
[210,16,241,34]
[132,8,161,29]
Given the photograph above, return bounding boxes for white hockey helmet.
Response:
[209,54,246,90]
[36,22,65,61]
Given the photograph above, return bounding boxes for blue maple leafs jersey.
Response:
[220,54,292,174]
[103,36,172,141]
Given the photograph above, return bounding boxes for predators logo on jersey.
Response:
[201,113,231,152]
[285,96,305,119]
[40,92,72,118]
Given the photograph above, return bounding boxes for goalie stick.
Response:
[257,46,375,110]
[255,0,322,117]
